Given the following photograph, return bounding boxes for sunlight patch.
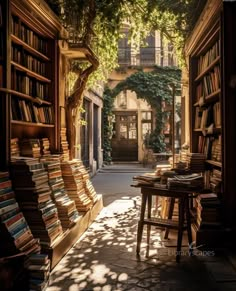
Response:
[118,273,128,281]
[89,264,111,284]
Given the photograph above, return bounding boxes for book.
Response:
[0,179,12,189]
[0,201,19,215]
[2,211,24,228]
[0,191,15,202]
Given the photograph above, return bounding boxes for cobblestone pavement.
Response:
[47,163,236,291]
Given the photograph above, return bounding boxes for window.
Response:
[117,91,127,109]
[141,111,152,139]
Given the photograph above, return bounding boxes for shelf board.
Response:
[11,34,50,61]
[11,120,54,127]
[206,160,222,167]
[11,61,51,83]
[194,91,220,107]
[195,56,220,82]
[205,90,221,102]
[0,88,51,105]
[194,127,221,134]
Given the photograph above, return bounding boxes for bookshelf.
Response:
[186,0,236,245]
[0,0,59,170]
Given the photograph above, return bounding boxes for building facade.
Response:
[108,30,179,163]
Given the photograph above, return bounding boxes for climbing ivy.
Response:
[46,0,206,88]
[103,66,181,161]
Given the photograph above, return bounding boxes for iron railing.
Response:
[118,47,177,67]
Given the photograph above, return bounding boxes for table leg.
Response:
[136,192,147,255]
[164,197,175,239]
[185,196,193,255]
[176,197,184,263]
[146,193,152,257]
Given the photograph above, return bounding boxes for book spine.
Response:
[0,180,12,189]
[3,211,24,228]
[0,202,19,215]
[12,224,30,239]
[0,207,20,221]
[0,198,16,208]
[0,191,15,202]
[7,216,26,233]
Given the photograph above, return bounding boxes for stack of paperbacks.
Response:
[133,172,161,186]
[40,138,51,156]
[186,153,206,172]
[24,253,50,291]
[40,155,80,229]
[61,160,93,212]
[10,158,63,247]
[167,173,204,190]
[60,127,70,161]
[11,137,20,157]
[195,192,222,229]
[0,171,41,257]
[19,138,41,158]
[79,164,98,204]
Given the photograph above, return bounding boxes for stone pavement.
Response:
[47,163,236,291]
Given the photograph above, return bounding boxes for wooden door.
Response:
[111,112,138,161]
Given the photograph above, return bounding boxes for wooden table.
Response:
[135,185,194,262]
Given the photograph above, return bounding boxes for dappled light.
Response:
[47,170,219,291]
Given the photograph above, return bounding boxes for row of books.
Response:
[11,138,51,158]
[12,45,46,76]
[11,98,54,124]
[12,16,48,55]
[197,40,220,75]
[197,135,221,163]
[202,65,220,96]
[194,102,221,129]
[211,135,221,162]
[0,171,41,257]
[204,169,222,193]
[11,70,50,99]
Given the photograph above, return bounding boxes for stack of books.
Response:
[0,171,41,257]
[78,164,98,204]
[40,138,51,156]
[10,158,63,247]
[195,193,222,229]
[167,173,204,190]
[84,179,98,204]
[25,253,50,291]
[186,153,206,172]
[19,138,41,158]
[61,160,92,212]
[40,155,80,229]
[133,172,161,186]
[11,137,20,157]
[60,127,70,161]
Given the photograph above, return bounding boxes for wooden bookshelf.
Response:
[0,0,59,156]
[0,0,104,274]
[186,0,236,246]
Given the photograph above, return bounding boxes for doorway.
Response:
[111,112,138,161]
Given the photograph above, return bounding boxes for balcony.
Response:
[118,47,176,67]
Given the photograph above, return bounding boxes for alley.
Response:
[47,163,236,291]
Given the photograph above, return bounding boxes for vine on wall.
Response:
[103,66,181,161]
